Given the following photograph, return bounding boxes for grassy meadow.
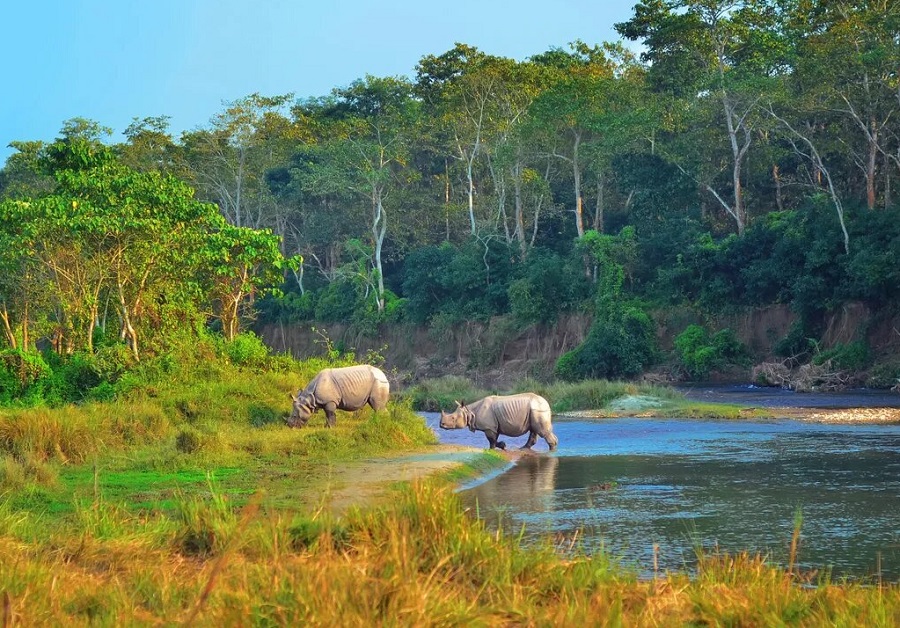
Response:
[0,344,897,625]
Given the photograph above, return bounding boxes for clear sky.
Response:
[1,0,638,162]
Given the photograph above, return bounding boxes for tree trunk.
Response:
[593,175,605,233]
[0,304,16,349]
[21,300,29,352]
[866,117,878,210]
[885,152,891,209]
[444,158,451,241]
[722,94,747,234]
[513,162,526,256]
[373,192,387,313]
[773,164,785,212]
[572,132,584,238]
[117,282,140,361]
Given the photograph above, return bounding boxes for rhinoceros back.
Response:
[315,365,389,411]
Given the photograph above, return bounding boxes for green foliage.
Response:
[556,302,657,381]
[172,480,237,556]
[221,332,271,368]
[401,376,493,412]
[508,249,590,325]
[774,319,818,359]
[262,291,318,323]
[674,325,748,380]
[0,349,52,405]
[402,239,515,325]
[314,279,361,323]
[813,341,870,372]
[288,516,351,552]
[865,360,900,389]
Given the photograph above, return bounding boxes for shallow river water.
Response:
[422,393,900,581]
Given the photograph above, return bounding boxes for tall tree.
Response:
[791,0,900,210]
[617,1,786,234]
[182,93,297,229]
[305,76,420,312]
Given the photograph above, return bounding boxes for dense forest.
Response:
[2,0,900,393]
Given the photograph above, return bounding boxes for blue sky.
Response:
[2,0,638,162]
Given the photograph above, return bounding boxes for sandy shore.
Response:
[769,406,900,424]
[317,444,484,512]
[562,406,900,424]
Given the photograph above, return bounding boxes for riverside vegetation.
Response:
[8,2,900,388]
[1,336,897,624]
[2,2,900,622]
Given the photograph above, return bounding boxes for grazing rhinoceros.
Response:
[288,365,390,428]
[439,393,558,451]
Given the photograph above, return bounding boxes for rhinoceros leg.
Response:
[543,431,558,451]
[521,431,538,450]
[324,401,337,428]
[483,430,506,450]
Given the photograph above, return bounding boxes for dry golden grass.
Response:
[0,481,897,626]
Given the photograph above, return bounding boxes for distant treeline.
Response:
[2,1,900,382]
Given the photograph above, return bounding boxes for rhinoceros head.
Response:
[287,391,316,428]
[439,400,472,430]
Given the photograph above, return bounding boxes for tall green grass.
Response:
[0,480,896,625]
[402,375,688,413]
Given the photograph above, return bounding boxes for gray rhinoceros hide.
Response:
[288,364,390,428]
[439,393,558,451]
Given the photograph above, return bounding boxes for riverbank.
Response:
[2,359,898,624]
[563,403,900,423]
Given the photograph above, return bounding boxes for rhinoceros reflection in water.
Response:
[465,455,560,514]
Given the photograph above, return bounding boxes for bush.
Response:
[674,325,748,380]
[401,376,492,412]
[173,484,236,556]
[222,332,271,368]
[813,341,870,372]
[866,360,900,389]
[508,249,590,325]
[555,303,657,381]
[314,280,360,323]
[175,428,203,454]
[0,349,53,405]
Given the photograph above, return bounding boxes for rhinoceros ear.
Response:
[454,399,462,408]
[289,392,297,402]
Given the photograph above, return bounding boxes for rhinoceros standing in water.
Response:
[440,393,558,451]
[288,365,390,428]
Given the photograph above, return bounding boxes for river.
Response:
[422,388,900,581]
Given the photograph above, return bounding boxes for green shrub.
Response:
[401,376,493,412]
[866,360,900,389]
[508,249,590,325]
[555,304,657,381]
[222,332,271,368]
[175,428,203,454]
[314,280,360,323]
[288,517,350,552]
[43,351,104,404]
[813,341,870,371]
[0,349,52,405]
[674,325,748,380]
[172,483,236,556]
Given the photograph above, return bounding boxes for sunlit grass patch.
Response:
[399,375,494,412]
[0,479,897,625]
